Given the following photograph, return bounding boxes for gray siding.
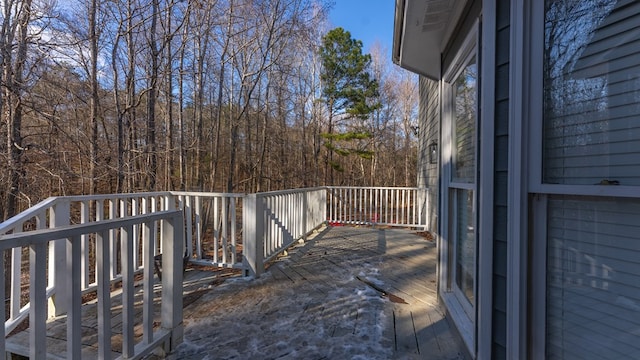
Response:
[417,76,440,232]
[492,0,510,358]
[416,1,509,357]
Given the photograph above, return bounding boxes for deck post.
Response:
[422,188,430,231]
[321,188,327,225]
[243,194,264,277]
[30,243,48,359]
[49,199,70,317]
[161,212,184,352]
[302,191,308,242]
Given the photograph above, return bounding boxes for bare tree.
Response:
[0,0,425,213]
[144,0,160,190]
[0,0,54,217]
[396,69,418,186]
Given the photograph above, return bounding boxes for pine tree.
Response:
[319,27,380,184]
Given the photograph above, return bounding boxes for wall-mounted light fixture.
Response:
[429,141,438,164]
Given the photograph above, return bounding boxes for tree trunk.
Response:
[89,0,99,195]
[164,5,174,190]
[146,0,160,191]
[3,0,32,218]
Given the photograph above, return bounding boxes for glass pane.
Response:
[546,196,640,359]
[455,188,475,304]
[543,0,640,185]
[452,56,477,183]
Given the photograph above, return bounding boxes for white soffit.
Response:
[393,0,460,80]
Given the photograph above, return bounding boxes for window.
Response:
[451,55,478,308]
[441,22,478,338]
[546,196,640,359]
[543,0,640,186]
[530,0,640,358]
[453,56,477,185]
[454,188,475,304]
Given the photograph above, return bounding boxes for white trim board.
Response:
[507,0,530,358]
[477,2,496,359]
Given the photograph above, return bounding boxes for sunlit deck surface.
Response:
[171,225,467,360]
[5,226,467,359]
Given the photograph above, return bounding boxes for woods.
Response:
[0,0,419,220]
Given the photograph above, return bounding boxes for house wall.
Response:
[417,76,439,232]
[491,0,511,358]
[413,1,510,357]
[404,1,640,357]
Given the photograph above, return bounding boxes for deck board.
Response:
[393,304,419,355]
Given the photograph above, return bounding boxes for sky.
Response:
[328,0,396,56]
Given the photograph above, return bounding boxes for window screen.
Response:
[547,196,640,359]
[543,0,640,185]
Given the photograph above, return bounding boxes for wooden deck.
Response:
[5,226,467,359]
[173,226,467,359]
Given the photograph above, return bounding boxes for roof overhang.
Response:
[393,0,466,80]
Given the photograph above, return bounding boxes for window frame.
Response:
[527,1,640,199]
[440,20,480,353]
[523,0,640,358]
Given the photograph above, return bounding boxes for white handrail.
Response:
[0,197,57,234]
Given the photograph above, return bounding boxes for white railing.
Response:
[0,192,244,334]
[174,192,245,269]
[0,209,184,358]
[0,193,177,330]
[0,186,429,356]
[326,186,429,228]
[243,187,327,277]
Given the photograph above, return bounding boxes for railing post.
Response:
[161,212,184,352]
[80,201,90,289]
[160,194,175,255]
[184,195,193,258]
[316,188,324,227]
[96,230,112,358]
[195,196,202,259]
[426,188,431,231]
[243,194,264,277]
[302,191,308,242]
[66,235,82,359]
[31,242,48,358]
[49,199,70,317]
[419,188,429,231]
[0,253,4,356]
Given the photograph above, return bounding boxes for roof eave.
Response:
[393,0,465,81]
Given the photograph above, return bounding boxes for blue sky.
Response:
[328,1,395,55]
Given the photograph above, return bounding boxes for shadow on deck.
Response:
[170,226,467,360]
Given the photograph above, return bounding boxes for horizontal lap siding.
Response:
[418,76,440,231]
